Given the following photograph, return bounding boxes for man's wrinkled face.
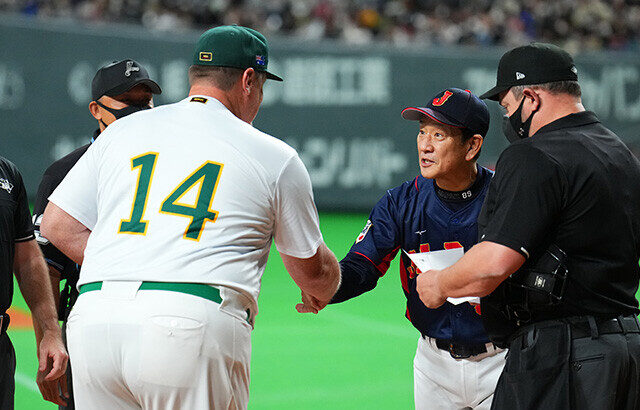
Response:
[416,117,469,180]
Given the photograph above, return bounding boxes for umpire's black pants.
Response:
[491,316,640,410]
[0,332,15,410]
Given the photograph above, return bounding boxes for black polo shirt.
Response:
[0,157,35,312]
[33,132,96,320]
[33,142,90,273]
[479,111,640,321]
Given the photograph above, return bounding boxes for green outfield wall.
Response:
[1,14,640,211]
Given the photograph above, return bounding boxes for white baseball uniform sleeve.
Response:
[46,144,99,230]
[48,96,323,313]
[273,154,323,258]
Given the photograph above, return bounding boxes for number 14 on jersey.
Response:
[119,152,223,241]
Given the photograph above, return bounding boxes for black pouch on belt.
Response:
[491,320,572,410]
[509,243,569,308]
[481,244,569,348]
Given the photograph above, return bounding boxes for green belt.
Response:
[79,281,222,304]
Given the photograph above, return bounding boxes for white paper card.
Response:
[403,248,480,305]
[446,296,480,305]
[403,247,464,271]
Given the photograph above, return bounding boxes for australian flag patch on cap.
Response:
[255,55,266,66]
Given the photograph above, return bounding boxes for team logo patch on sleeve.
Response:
[355,220,372,243]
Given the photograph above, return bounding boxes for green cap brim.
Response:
[265,71,283,82]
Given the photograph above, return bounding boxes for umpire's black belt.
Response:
[567,315,640,339]
[510,315,640,344]
[79,281,223,304]
[424,335,493,359]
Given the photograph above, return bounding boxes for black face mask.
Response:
[96,100,151,121]
[501,96,537,143]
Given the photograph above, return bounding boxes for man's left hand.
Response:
[416,269,447,308]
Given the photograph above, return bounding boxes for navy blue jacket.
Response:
[332,166,493,344]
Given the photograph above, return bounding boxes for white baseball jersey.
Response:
[49,95,323,313]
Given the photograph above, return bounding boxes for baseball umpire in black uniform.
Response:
[415,42,640,409]
[32,59,160,409]
[0,156,67,409]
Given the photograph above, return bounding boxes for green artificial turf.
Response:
[10,212,640,409]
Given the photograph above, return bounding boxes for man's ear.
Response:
[89,101,101,120]
[241,68,257,96]
[466,134,484,161]
[522,88,541,112]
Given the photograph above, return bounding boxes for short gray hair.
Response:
[188,66,245,91]
[511,80,581,99]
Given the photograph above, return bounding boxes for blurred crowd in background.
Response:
[1,0,639,53]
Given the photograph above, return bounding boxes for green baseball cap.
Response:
[193,25,283,82]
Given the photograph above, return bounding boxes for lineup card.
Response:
[403,248,481,305]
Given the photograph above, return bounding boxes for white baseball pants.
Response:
[66,281,252,410]
[414,336,506,410]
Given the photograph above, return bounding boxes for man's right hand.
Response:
[36,328,69,406]
[281,243,341,311]
[295,291,328,314]
[36,369,68,407]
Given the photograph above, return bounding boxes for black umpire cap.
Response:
[480,43,578,101]
[401,88,490,138]
[91,59,162,101]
